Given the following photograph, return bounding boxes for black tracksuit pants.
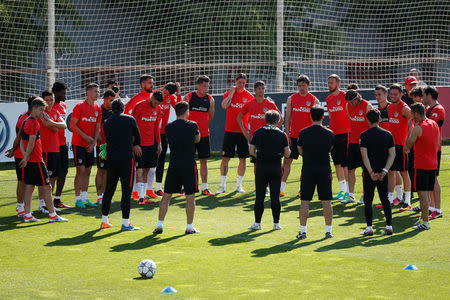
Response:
[254,162,281,223]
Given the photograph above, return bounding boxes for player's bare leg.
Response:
[135,168,149,205]
[200,158,212,195]
[280,158,293,196]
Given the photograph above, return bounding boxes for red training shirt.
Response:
[125,90,151,115]
[414,119,439,170]
[347,99,370,144]
[132,100,162,146]
[51,102,67,146]
[159,94,178,134]
[224,89,253,133]
[20,117,43,163]
[71,100,102,147]
[289,92,318,138]
[38,110,61,153]
[185,92,212,138]
[240,98,280,137]
[326,91,350,135]
[388,100,409,145]
[426,103,445,151]
[13,111,30,159]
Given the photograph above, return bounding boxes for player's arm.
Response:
[208,97,215,122]
[346,102,350,119]
[222,88,235,109]
[404,125,421,152]
[382,146,396,179]
[155,110,162,155]
[41,113,60,132]
[131,118,142,157]
[366,102,373,112]
[314,96,321,106]
[5,134,20,158]
[71,117,94,144]
[194,131,200,144]
[249,144,256,157]
[403,106,412,137]
[284,96,292,135]
[360,147,373,173]
[87,123,101,153]
[176,82,182,103]
[237,112,251,142]
[19,134,36,168]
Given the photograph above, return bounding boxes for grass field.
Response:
[0,149,449,299]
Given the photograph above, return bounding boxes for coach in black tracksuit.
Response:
[101,99,141,227]
[248,110,290,230]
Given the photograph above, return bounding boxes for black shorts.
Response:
[221,131,249,158]
[347,143,362,170]
[196,136,211,159]
[73,145,95,168]
[96,146,107,170]
[24,161,50,186]
[136,145,158,169]
[300,167,333,201]
[331,133,348,166]
[437,150,441,176]
[414,169,436,191]
[164,162,199,195]
[59,144,69,171]
[391,145,408,171]
[289,137,299,159]
[43,152,60,178]
[15,157,25,181]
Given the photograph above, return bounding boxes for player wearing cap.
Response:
[153,82,180,197]
[19,97,68,223]
[183,75,215,196]
[71,83,102,208]
[342,90,373,204]
[248,110,290,231]
[132,91,163,205]
[359,109,395,236]
[296,106,335,240]
[281,74,320,197]
[51,81,71,208]
[101,99,142,231]
[5,96,36,217]
[124,74,154,115]
[387,84,412,210]
[405,103,439,230]
[153,101,201,234]
[94,89,115,205]
[38,90,67,213]
[216,73,254,195]
[326,74,350,201]
[423,86,445,219]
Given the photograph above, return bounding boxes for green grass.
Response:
[0,149,449,299]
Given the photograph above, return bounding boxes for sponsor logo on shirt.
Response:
[161,104,170,110]
[81,116,97,122]
[350,116,365,122]
[328,106,343,113]
[191,106,208,112]
[250,114,266,119]
[389,117,400,124]
[293,107,310,112]
[231,103,244,109]
[142,116,157,122]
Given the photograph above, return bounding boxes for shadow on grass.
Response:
[251,237,328,257]
[45,228,121,246]
[208,229,275,246]
[133,276,153,281]
[110,233,185,252]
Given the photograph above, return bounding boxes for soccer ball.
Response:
[138,259,157,278]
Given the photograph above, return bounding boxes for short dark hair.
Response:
[86,82,99,91]
[164,82,177,95]
[265,110,280,125]
[390,83,403,93]
[196,75,210,85]
[310,106,324,121]
[140,74,153,83]
[347,83,359,90]
[409,86,424,98]
[297,74,310,85]
[103,89,116,99]
[111,86,119,94]
[235,73,247,81]
[366,109,380,124]
[27,95,38,110]
[175,101,189,116]
[106,79,117,86]
[41,89,53,99]
[152,90,164,102]
[328,74,341,82]
[52,81,67,93]
[30,97,46,109]
[254,80,266,89]
[111,99,124,113]
[345,90,360,101]
[375,85,388,93]
[424,86,439,100]
[411,103,425,116]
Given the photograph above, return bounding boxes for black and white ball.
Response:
[138,259,157,278]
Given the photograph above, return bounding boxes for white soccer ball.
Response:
[138,259,157,278]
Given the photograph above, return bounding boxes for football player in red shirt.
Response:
[19,97,68,222]
[51,81,71,208]
[424,86,445,219]
[409,86,424,104]
[70,83,102,208]
[5,96,36,217]
[282,75,320,196]
[124,74,154,115]
[183,75,215,196]
[326,74,350,200]
[38,90,67,213]
[132,91,164,205]
[404,103,439,230]
[387,84,412,210]
[216,73,254,194]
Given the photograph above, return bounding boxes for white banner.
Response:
[0,99,176,163]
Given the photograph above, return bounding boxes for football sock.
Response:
[325,225,332,233]
[39,199,45,207]
[97,194,103,201]
[81,191,88,202]
[395,185,403,200]
[122,218,129,226]
[388,192,395,204]
[137,183,145,199]
[366,226,373,231]
[436,208,442,214]
[186,223,194,230]
[157,220,164,228]
[49,212,57,218]
[155,182,162,191]
[102,215,109,223]
[220,176,227,188]
[236,175,244,188]
[147,168,156,190]
[75,195,82,202]
[349,193,355,200]
[202,183,208,190]
[429,206,436,212]
[280,181,286,192]
[386,225,393,230]
[338,180,346,193]
[300,225,307,233]
[404,191,411,205]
